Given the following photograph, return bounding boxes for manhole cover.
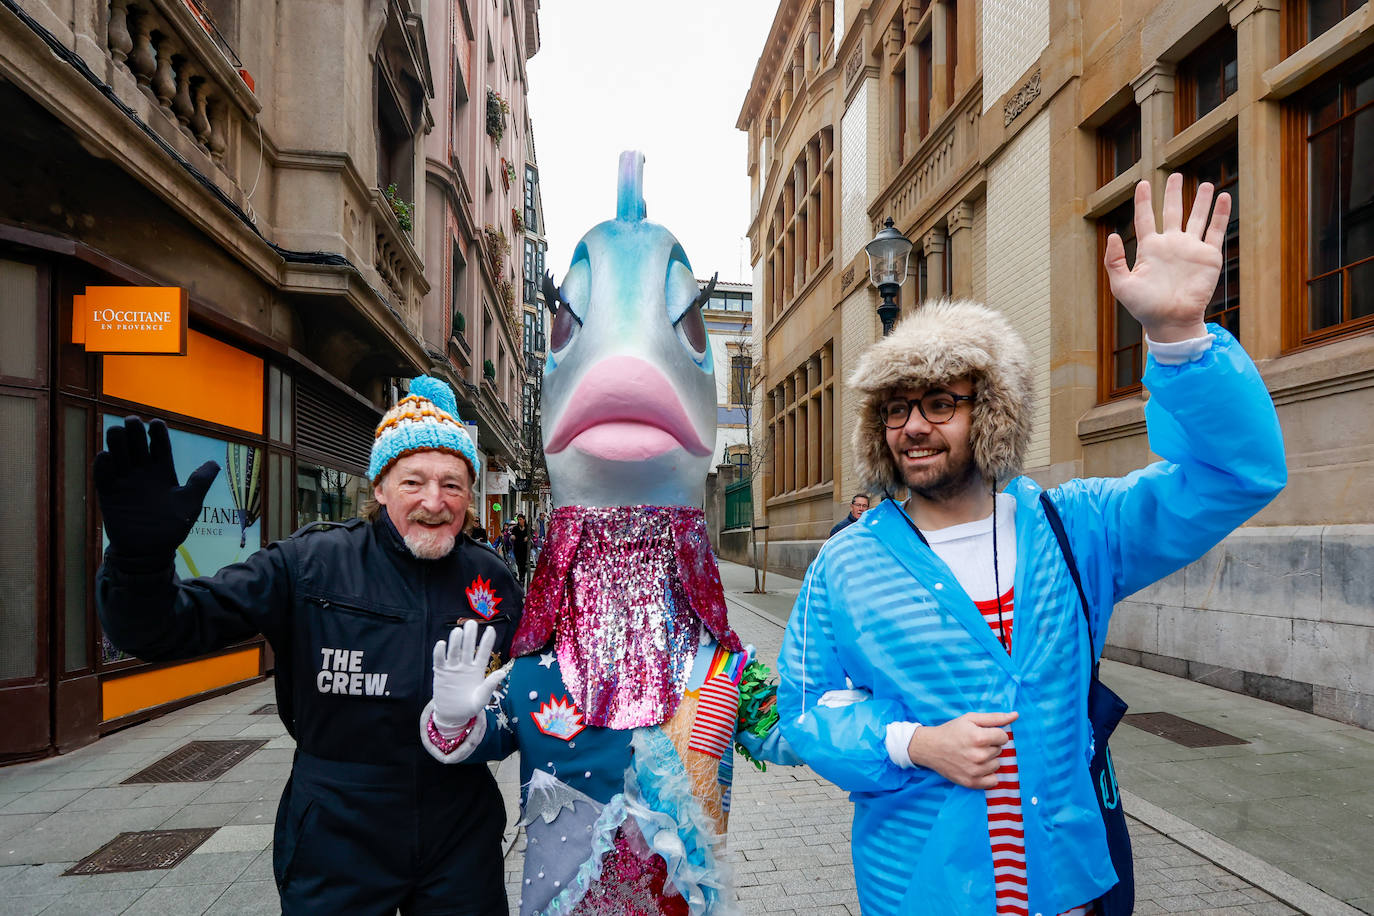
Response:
[64,828,216,875]
[1122,712,1248,748]
[122,739,268,784]
[251,703,277,715]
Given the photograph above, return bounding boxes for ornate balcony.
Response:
[104,0,260,200]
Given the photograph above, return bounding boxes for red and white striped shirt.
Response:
[913,496,1092,916]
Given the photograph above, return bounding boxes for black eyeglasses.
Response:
[880,392,974,429]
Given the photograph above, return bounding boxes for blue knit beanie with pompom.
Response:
[367,375,480,482]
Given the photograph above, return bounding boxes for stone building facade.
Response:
[739,0,1374,727]
[0,0,540,759]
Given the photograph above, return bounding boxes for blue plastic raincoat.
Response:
[778,327,1285,915]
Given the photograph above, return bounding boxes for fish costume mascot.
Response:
[421,152,794,915]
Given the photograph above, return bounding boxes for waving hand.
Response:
[1104,173,1230,343]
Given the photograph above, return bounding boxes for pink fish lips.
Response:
[546,356,711,462]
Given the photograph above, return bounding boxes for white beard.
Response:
[403,529,456,560]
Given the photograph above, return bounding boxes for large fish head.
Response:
[540,151,717,508]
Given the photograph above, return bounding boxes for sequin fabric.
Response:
[513,506,743,729]
[425,713,472,755]
[568,829,689,916]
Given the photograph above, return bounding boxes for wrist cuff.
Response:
[886,720,923,769]
[428,713,475,752]
[1146,332,1215,365]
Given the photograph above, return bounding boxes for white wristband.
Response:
[1146,333,1215,365]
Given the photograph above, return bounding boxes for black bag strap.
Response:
[1038,491,1099,680]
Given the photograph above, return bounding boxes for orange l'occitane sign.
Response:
[74,286,187,355]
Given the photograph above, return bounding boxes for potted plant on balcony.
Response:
[384,184,413,231]
[501,157,516,190]
[483,358,496,380]
[483,224,509,274]
[455,312,466,336]
[486,88,509,143]
[512,207,525,234]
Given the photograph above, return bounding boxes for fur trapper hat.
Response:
[849,299,1033,496]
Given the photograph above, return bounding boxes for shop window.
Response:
[1186,145,1241,337]
[62,405,89,672]
[99,418,265,665]
[1292,62,1374,345]
[0,259,41,383]
[297,463,368,529]
[1285,0,1363,54]
[1098,105,1141,187]
[1098,201,1143,399]
[267,365,293,446]
[0,393,39,679]
[1175,29,1238,130]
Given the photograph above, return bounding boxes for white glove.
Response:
[431,620,505,734]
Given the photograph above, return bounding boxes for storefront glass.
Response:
[99,416,264,664]
[296,463,369,528]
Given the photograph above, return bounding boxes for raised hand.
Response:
[93,417,220,560]
[431,621,506,731]
[1104,172,1230,343]
[907,711,1018,789]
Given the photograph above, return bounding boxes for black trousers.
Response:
[274,752,507,915]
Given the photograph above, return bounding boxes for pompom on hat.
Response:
[367,375,480,482]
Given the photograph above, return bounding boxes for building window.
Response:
[917,34,932,138]
[375,67,414,200]
[1098,105,1141,187]
[1293,63,1374,345]
[944,0,958,104]
[1175,29,1238,129]
[767,344,834,497]
[1285,0,1363,54]
[1099,201,1142,398]
[450,246,466,337]
[523,239,538,303]
[1186,145,1240,337]
[524,165,538,233]
[730,354,752,405]
[727,445,751,478]
[523,311,534,354]
[765,128,834,321]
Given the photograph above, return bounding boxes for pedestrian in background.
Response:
[777,176,1286,916]
[828,493,870,537]
[511,513,530,584]
[94,376,522,915]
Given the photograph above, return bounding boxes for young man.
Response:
[95,376,521,915]
[828,493,871,537]
[778,175,1286,915]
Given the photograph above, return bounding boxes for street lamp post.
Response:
[864,217,914,336]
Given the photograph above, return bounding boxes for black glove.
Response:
[93,417,221,563]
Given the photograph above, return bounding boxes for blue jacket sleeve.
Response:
[1051,326,1286,619]
[777,549,918,794]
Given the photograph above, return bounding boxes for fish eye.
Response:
[665,259,707,361]
[548,258,590,355]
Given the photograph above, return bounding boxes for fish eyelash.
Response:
[542,270,582,324]
[686,272,718,322]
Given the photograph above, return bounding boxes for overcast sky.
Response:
[526,2,780,285]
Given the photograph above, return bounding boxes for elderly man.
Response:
[95,375,520,915]
[778,176,1286,915]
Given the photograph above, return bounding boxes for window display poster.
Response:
[101,416,264,662]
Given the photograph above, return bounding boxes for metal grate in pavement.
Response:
[63,828,216,875]
[251,703,277,715]
[1122,712,1248,748]
[122,738,268,784]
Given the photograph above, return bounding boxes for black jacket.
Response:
[97,511,523,900]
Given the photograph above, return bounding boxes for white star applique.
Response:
[496,709,511,731]
[538,652,556,669]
